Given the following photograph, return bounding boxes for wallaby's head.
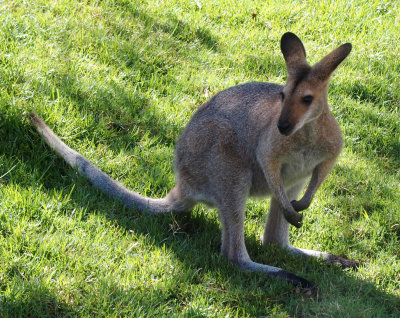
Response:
[277,32,352,136]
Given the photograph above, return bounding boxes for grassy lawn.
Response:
[1,0,400,316]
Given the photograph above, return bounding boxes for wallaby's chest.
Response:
[250,145,327,196]
[280,146,327,186]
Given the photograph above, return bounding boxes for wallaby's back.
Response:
[180,82,282,151]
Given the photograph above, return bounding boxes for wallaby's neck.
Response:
[296,101,332,144]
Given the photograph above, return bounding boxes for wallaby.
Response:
[30,32,359,288]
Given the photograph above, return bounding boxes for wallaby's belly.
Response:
[249,164,271,197]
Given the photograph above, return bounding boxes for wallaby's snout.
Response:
[277,119,292,136]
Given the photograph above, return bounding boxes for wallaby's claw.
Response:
[283,208,303,228]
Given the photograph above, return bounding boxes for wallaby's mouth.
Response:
[277,120,293,136]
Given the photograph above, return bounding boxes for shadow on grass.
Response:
[39,74,182,148]
[332,78,400,171]
[0,281,77,318]
[118,2,219,51]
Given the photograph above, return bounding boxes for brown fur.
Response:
[30,33,359,287]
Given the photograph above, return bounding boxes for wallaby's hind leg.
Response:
[218,210,233,258]
[218,196,250,263]
[262,184,360,269]
[217,191,313,288]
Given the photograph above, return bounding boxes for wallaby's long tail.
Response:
[29,112,173,213]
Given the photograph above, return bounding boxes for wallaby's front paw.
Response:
[291,199,309,212]
[283,208,303,228]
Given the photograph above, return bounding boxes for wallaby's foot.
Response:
[237,260,314,288]
[288,246,361,270]
[325,254,361,269]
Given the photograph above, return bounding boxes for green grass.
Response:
[1,0,400,316]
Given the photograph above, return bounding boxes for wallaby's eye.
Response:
[302,95,314,105]
[280,92,285,101]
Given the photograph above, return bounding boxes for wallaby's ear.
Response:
[280,32,308,75]
[311,43,352,81]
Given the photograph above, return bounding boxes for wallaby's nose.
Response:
[277,121,292,135]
